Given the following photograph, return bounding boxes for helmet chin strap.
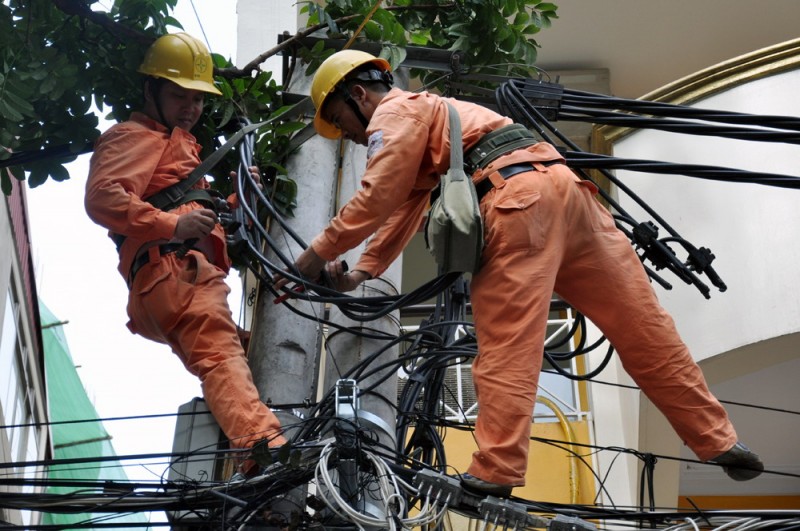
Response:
[343,92,370,130]
[147,78,172,132]
[336,69,394,132]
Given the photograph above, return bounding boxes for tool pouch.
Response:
[424,103,484,274]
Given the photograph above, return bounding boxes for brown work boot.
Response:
[710,442,764,481]
[459,473,514,497]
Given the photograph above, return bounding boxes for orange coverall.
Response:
[85,112,285,455]
[311,88,737,486]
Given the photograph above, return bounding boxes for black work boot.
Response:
[710,442,764,481]
[459,473,514,497]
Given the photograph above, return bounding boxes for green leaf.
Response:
[447,22,471,38]
[363,20,381,41]
[523,23,542,35]
[324,10,339,34]
[274,121,306,136]
[1,171,12,195]
[164,15,183,29]
[49,163,71,182]
[409,28,430,46]
[27,165,48,188]
[219,102,235,128]
[0,99,24,121]
[3,88,35,116]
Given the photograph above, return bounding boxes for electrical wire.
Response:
[12,71,800,529]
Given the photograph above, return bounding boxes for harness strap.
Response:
[108,99,303,254]
[147,119,268,211]
[110,188,220,251]
[464,124,537,173]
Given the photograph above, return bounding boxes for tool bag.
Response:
[424,102,484,274]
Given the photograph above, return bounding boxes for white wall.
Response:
[608,67,800,501]
[236,0,300,81]
[615,70,800,359]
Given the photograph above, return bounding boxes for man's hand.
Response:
[230,165,264,189]
[175,209,217,240]
[325,260,369,292]
[272,246,327,292]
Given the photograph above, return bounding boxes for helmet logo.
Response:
[195,55,208,75]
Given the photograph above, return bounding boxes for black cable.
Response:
[496,79,733,298]
[562,86,800,132]
[559,105,800,145]
[565,151,800,189]
[19,81,800,527]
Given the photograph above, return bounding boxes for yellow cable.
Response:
[536,396,580,504]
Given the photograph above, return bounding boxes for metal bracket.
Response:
[333,379,394,440]
[335,379,358,418]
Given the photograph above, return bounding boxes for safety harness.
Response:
[111,120,268,252]
[464,123,538,174]
[463,123,566,201]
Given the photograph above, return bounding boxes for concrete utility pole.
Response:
[248,64,405,524]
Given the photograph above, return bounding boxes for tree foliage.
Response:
[1,0,558,196]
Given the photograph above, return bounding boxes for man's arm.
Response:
[85,127,179,242]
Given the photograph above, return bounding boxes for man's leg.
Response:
[128,253,286,452]
[468,169,566,486]
[553,179,737,460]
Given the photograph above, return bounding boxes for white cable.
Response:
[312,441,449,529]
[685,516,701,531]
[733,518,768,531]
[716,517,760,531]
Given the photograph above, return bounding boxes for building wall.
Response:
[600,41,800,507]
[0,176,50,527]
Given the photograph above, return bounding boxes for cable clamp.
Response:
[478,495,543,528]
[335,379,359,418]
[412,469,463,506]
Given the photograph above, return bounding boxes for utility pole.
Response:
[247,63,405,526]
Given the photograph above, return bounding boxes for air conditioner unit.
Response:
[166,397,226,528]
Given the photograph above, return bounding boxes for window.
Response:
[0,288,44,528]
[398,305,589,425]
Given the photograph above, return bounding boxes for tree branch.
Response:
[215,14,363,79]
[51,0,152,45]
[216,3,454,79]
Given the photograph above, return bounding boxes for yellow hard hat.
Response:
[310,50,391,139]
[138,33,222,96]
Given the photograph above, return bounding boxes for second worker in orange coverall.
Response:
[274,50,764,497]
[85,33,285,477]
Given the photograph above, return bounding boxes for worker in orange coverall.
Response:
[85,33,285,475]
[274,50,764,496]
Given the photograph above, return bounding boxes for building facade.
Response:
[0,174,50,528]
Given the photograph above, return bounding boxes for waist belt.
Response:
[112,189,222,252]
[464,124,538,173]
[128,243,189,284]
[475,160,562,201]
